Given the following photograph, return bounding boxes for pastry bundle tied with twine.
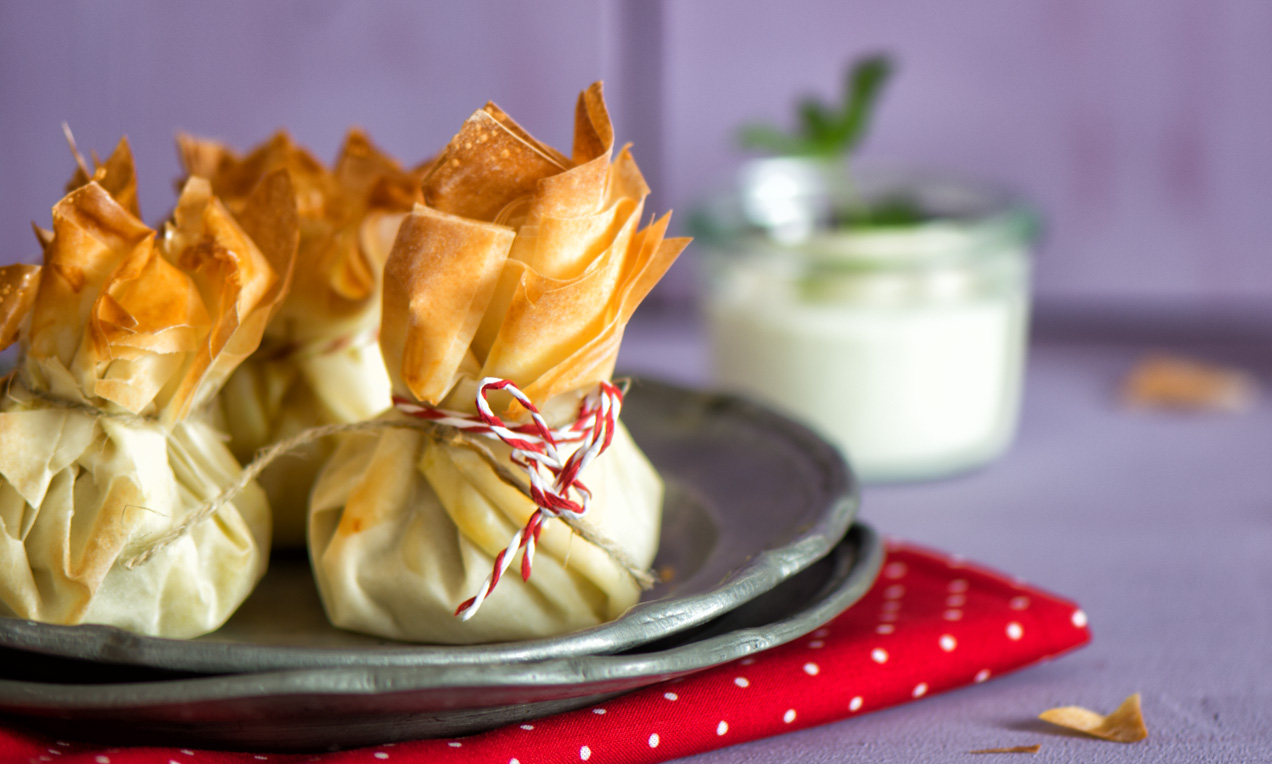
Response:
[178,129,426,548]
[0,138,298,638]
[308,82,690,643]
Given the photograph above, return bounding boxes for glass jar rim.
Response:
[690,159,1040,267]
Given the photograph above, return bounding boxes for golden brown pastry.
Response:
[179,129,423,547]
[0,139,297,637]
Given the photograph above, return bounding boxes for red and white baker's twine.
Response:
[394,377,625,620]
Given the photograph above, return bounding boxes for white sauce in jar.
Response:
[702,207,1032,481]
[707,271,1028,480]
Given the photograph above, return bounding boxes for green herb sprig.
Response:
[739,54,894,159]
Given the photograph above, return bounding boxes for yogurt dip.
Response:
[698,164,1035,481]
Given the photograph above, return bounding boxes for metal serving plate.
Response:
[0,524,881,752]
[0,378,860,674]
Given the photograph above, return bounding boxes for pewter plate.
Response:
[0,378,859,675]
[0,524,881,752]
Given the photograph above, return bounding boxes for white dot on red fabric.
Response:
[717,721,729,736]
[883,561,907,579]
[734,676,750,688]
[783,709,796,724]
[943,609,963,621]
[664,692,678,701]
[741,658,756,666]
[520,724,534,731]
[876,624,894,634]
[648,733,659,748]
[879,612,898,623]
[948,579,969,593]
[882,600,902,613]
[871,648,888,664]
[884,584,905,599]
[95,757,109,764]
[511,759,520,764]
[46,752,60,757]
[179,752,193,757]
[1007,622,1024,640]
[850,696,864,712]
[255,757,268,761]
[975,669,991,683]
[813,628,830,638]
[580,745,591,760]
[804,662,820,676]
[1073,609,1089,628]
[373,754,389,760]
[939,634,957,652]
[592,708,606,715]
[945,594,966,607]
[448,742,462,748]
[1010,596,1031,610]
[809,639,825,648]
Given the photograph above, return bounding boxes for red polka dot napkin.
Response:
[0,540,1089,764]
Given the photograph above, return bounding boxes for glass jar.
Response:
[695,160,1038,482]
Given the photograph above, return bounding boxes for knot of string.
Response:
[394,377,626,620]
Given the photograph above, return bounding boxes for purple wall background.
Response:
[3,1,1271,308]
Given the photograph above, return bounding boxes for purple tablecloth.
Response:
[617,309,1272,763]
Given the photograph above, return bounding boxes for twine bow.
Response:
[395,377,626,620]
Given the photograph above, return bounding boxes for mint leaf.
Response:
[738,53,896,159]
[834,54,893,155]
